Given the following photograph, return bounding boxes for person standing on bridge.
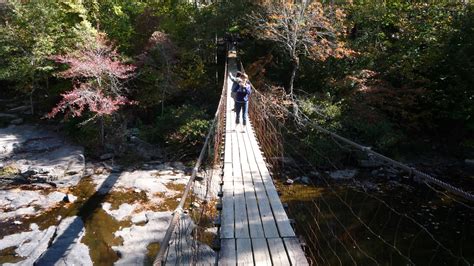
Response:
[229,72,251,127]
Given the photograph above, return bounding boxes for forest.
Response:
[0,0,472,160]
[0,0,473,265]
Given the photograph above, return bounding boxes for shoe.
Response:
[243,121,246,126]
[235,120,239,124]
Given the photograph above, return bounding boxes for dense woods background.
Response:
[0,0,472,162]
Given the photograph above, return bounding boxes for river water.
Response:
[275,173,474,265]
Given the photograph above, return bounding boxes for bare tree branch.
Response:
[248,1,350,117]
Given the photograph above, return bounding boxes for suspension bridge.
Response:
[153,47,474,265]
[218,52,307,265]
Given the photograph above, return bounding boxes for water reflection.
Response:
[276,179,474,265]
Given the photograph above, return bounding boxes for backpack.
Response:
[231,81,239,99]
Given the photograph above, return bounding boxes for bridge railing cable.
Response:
[239,60,473,203]
[238,59,473,265]
[153,45,228,266]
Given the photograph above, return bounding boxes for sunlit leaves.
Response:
[248,1,351,95]
[48,34,136,121]
[0,0,95,92]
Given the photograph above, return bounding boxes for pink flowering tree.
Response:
[47,34,136,145]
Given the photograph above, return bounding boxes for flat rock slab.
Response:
[0,223,56,266]
[102,202,138,221]
[35,216,92,266]
[91,166,189,198]
[112,211,215,265]
[0,190,69,220]
[113,211,172,265]
[329,169,358,180]
[0,125,85,187]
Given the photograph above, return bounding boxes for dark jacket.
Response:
[230,73,251,102]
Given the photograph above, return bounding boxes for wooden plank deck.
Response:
[218,55,308,265]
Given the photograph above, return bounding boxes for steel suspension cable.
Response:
[243,71,474,202]
[237,58,473,265]
[278,117,471,264]
[153,46,228,266]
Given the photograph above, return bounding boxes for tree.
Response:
[0,0,96,114]
[249,1,348,100]
[47,34,136,145]
[135,31,178,114]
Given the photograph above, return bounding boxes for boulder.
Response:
[10,118,24,125]
[301,176,311,185]
[359,159,383,168]
[100,153,114,160]
[113,211,173,265]
[465,159,474,166]
[131,213,148,224]
[0,125,85,187]
[0,190,69,219]
[8,105,29,113]
[329,170,358,180]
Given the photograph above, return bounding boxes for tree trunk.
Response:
[29,87,35,115]
[289,57,300,117]
[100,116,105,146]
[288,56,299,98]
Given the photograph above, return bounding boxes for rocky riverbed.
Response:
[0,125,217,265]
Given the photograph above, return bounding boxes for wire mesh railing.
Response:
[238,57,473,265]
[238,61,286,175]
[152,46,228,266]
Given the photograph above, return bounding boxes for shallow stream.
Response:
[0,173,187,265]
[276,175,474,265]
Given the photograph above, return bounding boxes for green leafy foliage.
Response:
[424,5,474,137]
[0,0,95,94]
[0,0,471,158]
[288,1,473,157]
[348,2,462,86]
[139,105,210,149]
[88,0,147,54]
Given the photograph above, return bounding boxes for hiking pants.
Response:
[235,101,248,125]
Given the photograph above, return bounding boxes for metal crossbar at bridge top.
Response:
[217,54,308,265]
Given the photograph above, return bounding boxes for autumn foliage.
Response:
[249,1,351,97]
[46,84,131,119]
[47,34,136,120]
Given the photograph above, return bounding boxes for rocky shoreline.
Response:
[0,125,217,265]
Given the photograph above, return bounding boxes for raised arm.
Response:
[229,72,238,82]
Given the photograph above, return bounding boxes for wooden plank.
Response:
[221,67,240,240]
[267,238,291,266]
[232,129,249,238]
[251,238,272,265]
[221,82,234,238]
[220,193,234,239]
[223,163,233,181]
[219,238,236,266]
[243,191,264,239]
[242,126,280,238]
[246,126,296,238]
[266,189,295,237]
[224,136,232,163]
[237,127,265,239]
[283,238,309,266]
[236,238,253,265]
